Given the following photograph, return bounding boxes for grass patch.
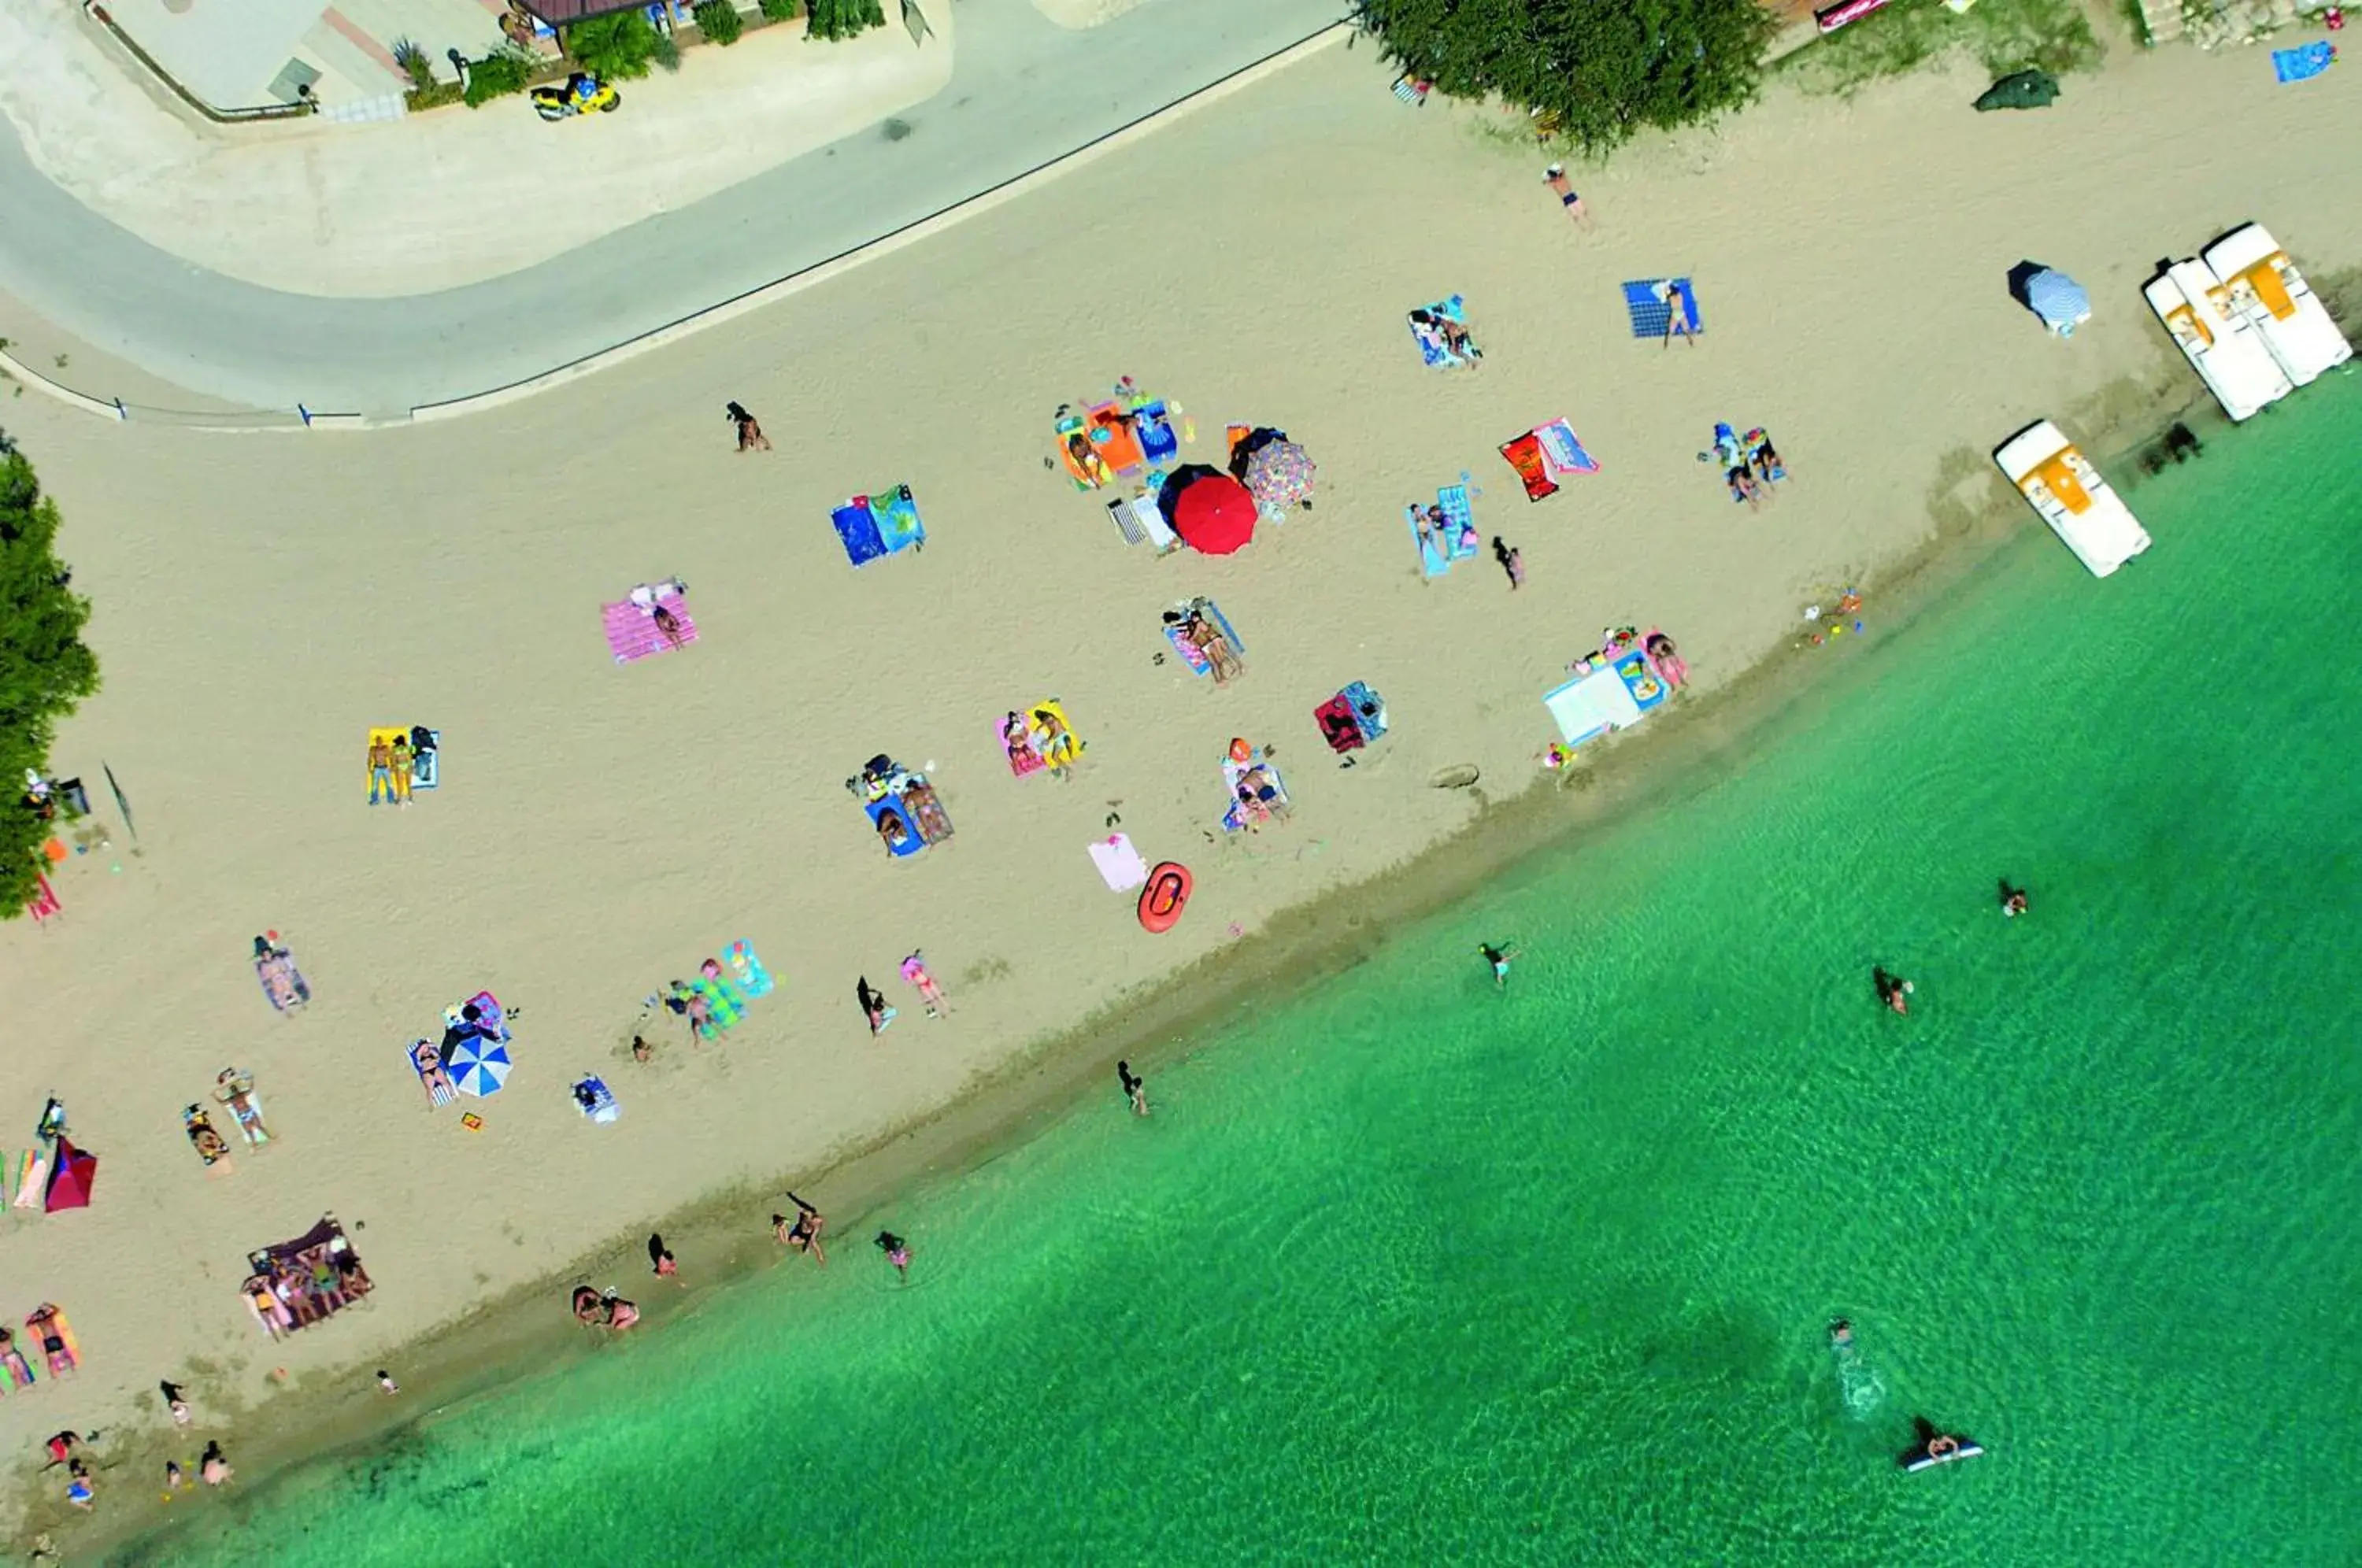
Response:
[1783,0,2105,95]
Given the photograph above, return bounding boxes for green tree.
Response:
[1356,0,1779,153]
[806,0,884,41]
[461,48,536,106]
[566,9,663,79]
[0,437,101,915]
[694,0,744,43]
[758,0,800,19]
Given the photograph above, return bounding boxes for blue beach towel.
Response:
[1622,278,1701,339]
[873,486,925,553]
[1407,506,1450,577]
[2273,41,2335,83]
[864,794,925,857]
[831,501,886,567]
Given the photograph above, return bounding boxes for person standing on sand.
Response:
[377,1370,400,1396]
[1543,165,1592,227]
[160,1381,192,1426]
[367,734,395,806]
[727,401,772,453]
[857,976,898,1035]
[876,1231,910,1281]
[1663,280,1696,349]
[648,1233,681,1283]
[1117,1061,1150,1117]
[1491,537,1524,590]
[200,1441,232,1486]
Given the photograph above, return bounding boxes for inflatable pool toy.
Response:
[1138,862,1191,934]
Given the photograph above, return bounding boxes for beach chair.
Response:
[1391,75,1431,105]
[1106,494,1179,551]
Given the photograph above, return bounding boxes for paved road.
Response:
[0,0,1348,414]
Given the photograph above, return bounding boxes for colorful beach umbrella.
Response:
[43,1137,97,1212]
[444,1034,511,1097]
[1159,466,1258,556]
[1241,438,1317,511]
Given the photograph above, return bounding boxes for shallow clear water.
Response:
[159,382,2362,1566]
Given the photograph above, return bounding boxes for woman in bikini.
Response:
[774,1194,827,1265]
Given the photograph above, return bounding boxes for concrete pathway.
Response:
[0,0,1349,413]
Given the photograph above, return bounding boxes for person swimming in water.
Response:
[1479,942,1518,989]
[1873,967,1913,1015]
[876,1230,910,1281]
[1997,878,2029,917]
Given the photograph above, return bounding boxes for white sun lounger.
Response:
[1106,496,1178,552]
[1994,420,2152,579]
[2203,224,2355,387]
[2143,261,2291,422]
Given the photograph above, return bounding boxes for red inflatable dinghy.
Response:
[1138,862,1191,933]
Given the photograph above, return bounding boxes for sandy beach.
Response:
[3,28,2358,1552]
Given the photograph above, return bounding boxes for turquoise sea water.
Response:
[153,383,2362,1566]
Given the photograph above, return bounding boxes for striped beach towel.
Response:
[604,590,698,664]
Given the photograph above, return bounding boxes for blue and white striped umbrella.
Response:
[2027,268,2090,335]
[445,1034,512,1097]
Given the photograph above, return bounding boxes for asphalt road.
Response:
[0,0,1348,413]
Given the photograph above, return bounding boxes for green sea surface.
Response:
[150,382,2362,1566]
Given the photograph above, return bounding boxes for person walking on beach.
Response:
[160,1381,192,1427]
[648,1233,681,1283]
[200,1441,232,1487]
[1491,536,1524,590]
[727,401,772,453]
[376,1370,400,1396]
[774,1193,827,1265]
[1543,165,1592,228]
[1479,942,1519,989]
[876,1230,910,1281]
[1997,878,2030,917]
[1118,1060,1150,1117]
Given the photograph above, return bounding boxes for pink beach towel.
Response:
[603,590,698,664]
[1000,715,1046,778]
[25,873,60,924]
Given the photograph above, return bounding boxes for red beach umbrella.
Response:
[1161,468,1258,556]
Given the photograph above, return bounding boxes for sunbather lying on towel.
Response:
[876,810,913,856]
[1408,308,1481,362]
[1183,608,1243,684]
[901,778,953,843]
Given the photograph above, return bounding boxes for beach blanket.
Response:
[447,991,509,1041]
[1341,681,1389,742]
[26,1307,76,1376]
[1166,601,1244,675]
[865,793,926,857]
[0,1337,34,1389]
[572,1077,620,1124]
[2273,41,2336,83]
[1498,432,1557,501]
[1316,695,1365,753]
[1622,278,1702,339]
[602,586,698,664]
[831,487,926,568]
[692,971,746,1033]
[411,729,440,790]
[1090,833,1150,892]
[1001,712,1048,776]
[1134,401,1180,468]
[1408,295,1477,368]
[1392,74,1431,105]
[1407,484,1482,576]
[11,1151,46,1209]
[1534,419,1600,477]
[1222,755,1289,833]
[726,939,775,998]
[256,952,310,1011]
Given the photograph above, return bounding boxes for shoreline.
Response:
[73,350,2260,1562]
[4,31,2356,1559]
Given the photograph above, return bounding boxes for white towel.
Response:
[1089,834,1149,892]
